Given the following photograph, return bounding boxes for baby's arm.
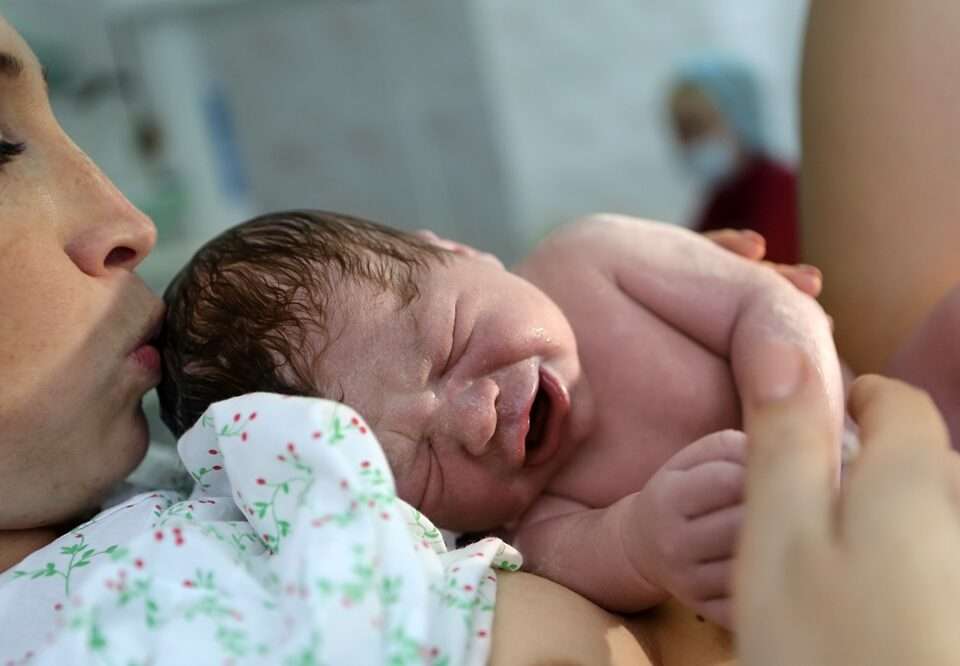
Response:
[530,214,845,461]
[513,430,745,628]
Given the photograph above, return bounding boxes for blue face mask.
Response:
[682,135,738,187]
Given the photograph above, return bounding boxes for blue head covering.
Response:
[674,56,766,150]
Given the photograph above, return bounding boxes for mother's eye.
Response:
[0,139,25,168]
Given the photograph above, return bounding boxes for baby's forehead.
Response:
[321,253,478,363]
[323,281,423,353]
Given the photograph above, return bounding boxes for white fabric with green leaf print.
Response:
[0,393,521,665]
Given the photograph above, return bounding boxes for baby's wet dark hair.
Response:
[157,209,449,437]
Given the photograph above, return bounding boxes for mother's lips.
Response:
[130,304,165,354]
[130,343,162,373]
[127,303,165,376]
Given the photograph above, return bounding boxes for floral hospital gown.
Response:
[0,393,521,665]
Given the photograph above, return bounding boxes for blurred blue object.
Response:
[674,56,766,149]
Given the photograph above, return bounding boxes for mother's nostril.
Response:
[105,246,137,267]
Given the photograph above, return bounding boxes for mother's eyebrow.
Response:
[0,51,47,89]
[0,51,23,79]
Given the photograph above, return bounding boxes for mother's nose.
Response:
[60,146,157,276]
[436,378,499,457]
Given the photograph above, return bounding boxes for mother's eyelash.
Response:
[0,140,25,167]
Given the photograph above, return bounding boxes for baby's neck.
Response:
[0,526,65,574]
[564,373,597,451]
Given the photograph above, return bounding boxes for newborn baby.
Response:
[159,210,844,627]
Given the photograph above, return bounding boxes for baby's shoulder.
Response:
[515,217,624,286]
[528,215,625,257]
[519,215,697,276]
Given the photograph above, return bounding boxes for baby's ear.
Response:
[413,229,504,268]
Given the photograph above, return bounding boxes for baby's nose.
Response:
[439,378,499,457]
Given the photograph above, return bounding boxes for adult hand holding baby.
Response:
[415,226,824,298]
[613,228,838,631]
[738,351,960,664]
[707,227,836,332]
[704,228,823,298]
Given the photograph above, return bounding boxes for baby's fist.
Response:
[628,429,746,628]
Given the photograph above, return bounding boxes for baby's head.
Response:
[159,210,583,531]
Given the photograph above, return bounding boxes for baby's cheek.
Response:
[393,476,424,507]
[441,479,541,532]
[377,438,429,507]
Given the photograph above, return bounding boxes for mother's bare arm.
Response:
[885,284,960,446]
[801,0,960,372]
[491,572,655,666]
[492,573,735,666]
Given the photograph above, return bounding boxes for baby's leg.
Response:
[884,284,960,449]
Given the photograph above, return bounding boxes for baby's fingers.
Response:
[682,506,742,562]
[673,462,744,518]
[679,560,732,604]
[694,596,732,630]
[667,430,746,471]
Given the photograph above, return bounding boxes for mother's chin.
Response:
[0,379,152,532]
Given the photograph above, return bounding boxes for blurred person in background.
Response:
[670,57,799,265]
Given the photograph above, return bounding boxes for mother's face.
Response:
[0,17,161,529]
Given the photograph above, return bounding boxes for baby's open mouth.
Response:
[526,383,551,454]
[522,366,570,468]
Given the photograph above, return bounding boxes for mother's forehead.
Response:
[0,15,41,71]
[0,16,23,48]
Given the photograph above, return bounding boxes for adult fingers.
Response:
[847,375,950,458]
[741,343,836,543]
[947,453,960,508]
[843,376,952,532]
[769,263,823,297]
[737,343,835,629]
[704,228,766,260]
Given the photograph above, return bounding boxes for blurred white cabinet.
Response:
[108,0,519,281]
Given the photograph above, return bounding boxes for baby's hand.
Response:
[625,430,746,628]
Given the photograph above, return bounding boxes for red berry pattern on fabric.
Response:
[1,394,519,665]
